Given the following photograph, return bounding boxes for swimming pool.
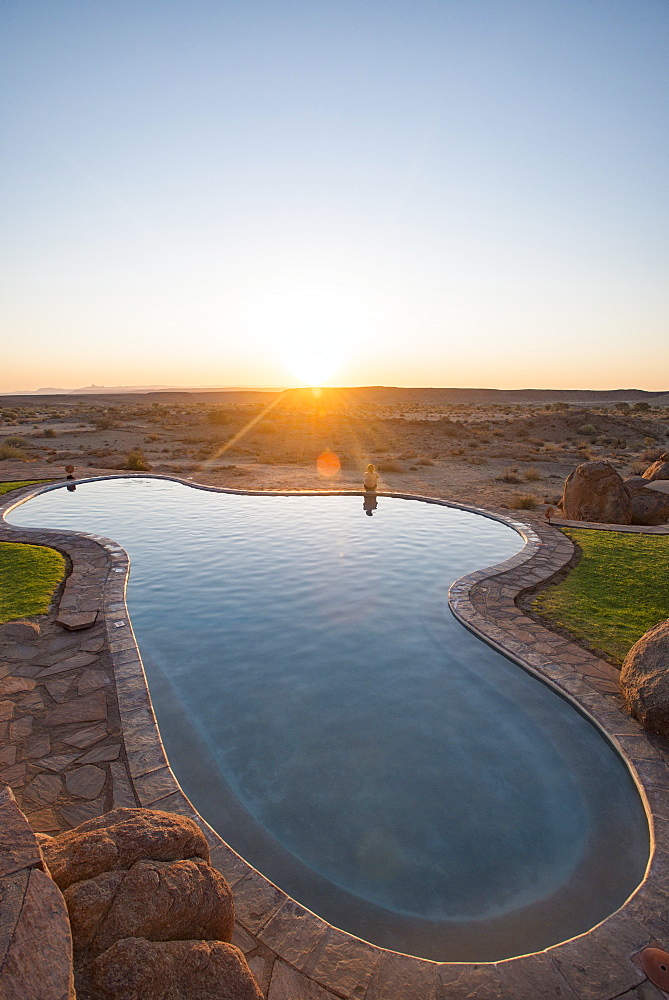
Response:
[8,478,649,961]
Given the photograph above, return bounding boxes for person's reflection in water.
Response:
[66,483,76,492]
[363,493,378,516]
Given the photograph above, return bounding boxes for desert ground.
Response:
[1,387,668,515]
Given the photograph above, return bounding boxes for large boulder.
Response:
[642,454,669,481]
[620,619,669,738]
[0,786,75,1000]
[624,476,651,494]
[630,489,669,526]
[41,807,209,890]
[66,858,234,958]
[88,937,263,1000]
[561,462,632,524]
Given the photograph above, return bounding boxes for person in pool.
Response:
[363,463,379,491]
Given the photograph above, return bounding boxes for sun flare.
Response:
[249,284,366,386]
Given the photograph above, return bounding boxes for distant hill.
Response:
[282,386,669,406]
[8,383,287,395]
[2,385,668,407]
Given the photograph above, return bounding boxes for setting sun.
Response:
[248,284,367,386]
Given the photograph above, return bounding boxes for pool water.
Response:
[8,478,649,961]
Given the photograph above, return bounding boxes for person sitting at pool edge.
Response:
[363,463,379,491]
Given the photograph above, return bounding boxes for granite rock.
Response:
[642,455,669,481]
[561,461,632,524]
[66,857,234,958]
[88,937,263,1000]
[0,867,75,1000]
[42,807,210,890]
[630,489,669,526]
[621,618,669,739]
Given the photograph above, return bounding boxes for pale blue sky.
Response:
[2,0,668,390]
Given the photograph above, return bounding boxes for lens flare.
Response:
[316,451,341,477]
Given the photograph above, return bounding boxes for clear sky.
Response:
[1,0,668,392]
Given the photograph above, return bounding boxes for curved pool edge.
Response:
[1,474,667,1000]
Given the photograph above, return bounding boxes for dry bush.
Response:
[629,460,647,475]
[0,445,26,461]
[207,409,234,425]
[509,493,540,509]
[416,457,434,466]
[123,450,152,471]
[3,436,30,447]
[470,456,488,465]
[524,467,542,481]
[377,459,403,472]
[498,467,522,483]
[577,424,597,435]
[641,448,665,464]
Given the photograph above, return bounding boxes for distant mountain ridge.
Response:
[2,385,668,406]
[9,383,288,395]
[282,386,669,405]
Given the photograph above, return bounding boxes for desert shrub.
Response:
[3,436,29,448]
[633,401,650,412]
[416,458,434,466]
[208,409,233,425]
[524,467,542,481]
[41,428,57,438]
[640,448,665,464]
[509,493,539,509]
[470,456,488,465]
[515,428,528,438]
[123,450,151,471]
[0,445,26,461]
[377,459,403,472]
[629,460,647,475]
[614,402,630,412]
[577,424,597,435]
[498,467,522,483]
[94,417,114,430]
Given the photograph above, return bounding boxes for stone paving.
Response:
[1,478,669,1000]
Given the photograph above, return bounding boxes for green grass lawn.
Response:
[0,479,50,497]
[532,528,669,665]
[0,542,66,623]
